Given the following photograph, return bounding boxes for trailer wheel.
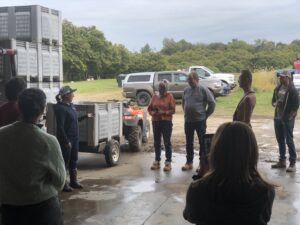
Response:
[128,125,143,151]
[104,140,120,167]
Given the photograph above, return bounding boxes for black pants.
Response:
[1,196,63,225]
[152,120,173,162]
[60,138,79,171]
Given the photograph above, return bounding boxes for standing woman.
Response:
[55,86,91,192]
[147,80,176,171]
[183,122,275,225]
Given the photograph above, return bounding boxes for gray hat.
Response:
[278,70,291,78]
[59,86,77,96]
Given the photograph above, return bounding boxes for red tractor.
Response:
[122,99,150,151]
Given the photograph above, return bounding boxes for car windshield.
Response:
[202,66,214,74]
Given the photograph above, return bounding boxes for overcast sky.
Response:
[2,0,300,51]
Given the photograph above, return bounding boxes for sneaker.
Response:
[182,163,193,171]
[271,160,286,169]
[286,163,296,172]
[163,161,172,172]
[150,161,160,170]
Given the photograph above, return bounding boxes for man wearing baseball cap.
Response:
[271,71,299,172]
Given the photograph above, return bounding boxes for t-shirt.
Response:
[293,60,300,70]
[276,85,287,119]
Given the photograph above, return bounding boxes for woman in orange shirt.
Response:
[147,81,176,171]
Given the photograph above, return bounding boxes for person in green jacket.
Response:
[0,88,66,225]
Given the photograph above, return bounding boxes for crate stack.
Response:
[0,5,63,102]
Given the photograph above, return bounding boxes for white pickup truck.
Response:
[187,66,236,89]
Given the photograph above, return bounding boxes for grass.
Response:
[66,70,277,117]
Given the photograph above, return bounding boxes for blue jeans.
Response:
[152,120,173,162]
[184,120,206,163]
[274,118,297,163]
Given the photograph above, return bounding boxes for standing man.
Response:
[233,69,256,126]
[182,71,215,171]
[293,57,300,70]
[0,77,26,127]
[272,71,299,172]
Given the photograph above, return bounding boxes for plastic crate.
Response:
[0,5,62,45]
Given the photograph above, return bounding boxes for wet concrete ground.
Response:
[61,150,300,225]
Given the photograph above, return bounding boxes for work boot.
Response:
[271,160,286,169]
[286,163,296,172]
[150,161,160,170]
[182,163,193,171]
[62,182,73,192]
[163,161,172,172]
[69,169,83,189]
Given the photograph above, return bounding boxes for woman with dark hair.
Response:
[147,80,176,171]
[0,88,66,225]
[0,77,26,127]
[55,86,92,192]
[183,122,275,225]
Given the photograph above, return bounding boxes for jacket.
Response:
[272,83,299,120]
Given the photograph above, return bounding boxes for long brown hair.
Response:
[204,122,273,190]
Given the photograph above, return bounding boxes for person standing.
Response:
[148,81,176,171]
[233,69,256,126]
[293,57,300,70]
[55,86,92,192]
[0,77,26,127]
[182,71,215,171]
[183,122,275,225]
[271,71,299,172]
[0,88,66,225]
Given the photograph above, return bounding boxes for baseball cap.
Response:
[278,70,291,78]
[59,86,77,96]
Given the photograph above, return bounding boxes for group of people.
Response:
[147,69,298,224]
[0,65,298,225]
[0,78,91,224]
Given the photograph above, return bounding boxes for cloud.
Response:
[1,0,300,51]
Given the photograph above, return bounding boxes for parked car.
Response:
[185,66,236,89]
[116,74,127,87]
[122,71,229,106]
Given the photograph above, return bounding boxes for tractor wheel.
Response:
[142,120,150,143]
[104,140,120,167]
[128,125,143,152]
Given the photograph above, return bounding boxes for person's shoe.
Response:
[150,161,160,170]
[182,163,193,171]
[62,183,73,192]
[286,163,296,172]
[163,161,172,172]
[69,169,83,189]
[271,160,286,169]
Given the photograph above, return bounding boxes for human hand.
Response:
[87,113,94,118]
[66,142,72,149]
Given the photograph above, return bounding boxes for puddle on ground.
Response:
[69,190,117,201]
[127,180,156,193]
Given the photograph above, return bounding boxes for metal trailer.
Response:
[46,101,123,167]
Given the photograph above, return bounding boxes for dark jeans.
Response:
[152,120,173,162]
[184,120,206,163]
[1,196,63,225]
[274,118,297,163]
[60,138,79,171]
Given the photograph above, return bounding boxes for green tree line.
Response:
[62,20,300,81]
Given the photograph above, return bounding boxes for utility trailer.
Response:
[46,101,123,166]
